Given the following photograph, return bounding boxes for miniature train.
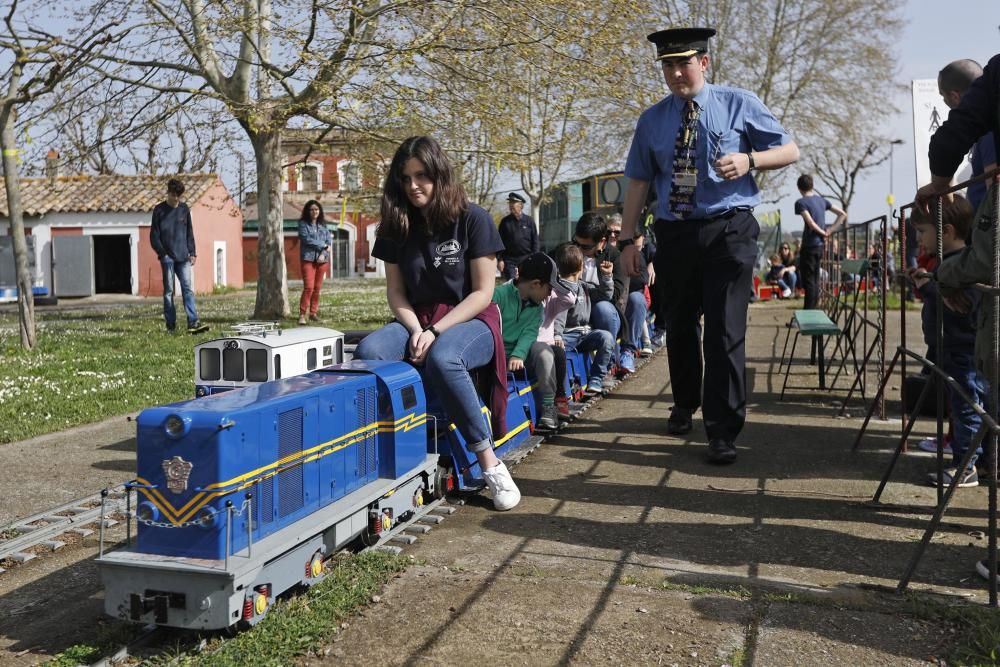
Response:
[98,323,609,630]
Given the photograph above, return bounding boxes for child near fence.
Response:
[908,194,985,488]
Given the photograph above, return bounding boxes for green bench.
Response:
[779,309,842,399]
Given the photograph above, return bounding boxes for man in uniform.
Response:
[498,192,539,280]
[619,27,799,464]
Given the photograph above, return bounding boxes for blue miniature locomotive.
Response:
[99,358,544,630]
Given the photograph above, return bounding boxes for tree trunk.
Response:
[250,129,289,319]
[0,107,37,350]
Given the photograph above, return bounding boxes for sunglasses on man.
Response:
[573,239,598,251]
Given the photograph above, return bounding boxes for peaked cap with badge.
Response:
[646,27,716,61]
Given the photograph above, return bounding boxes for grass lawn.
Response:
[0,278,391,445]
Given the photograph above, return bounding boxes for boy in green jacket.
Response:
[492,252,557,372]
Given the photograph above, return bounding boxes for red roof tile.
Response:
[0,173,220,217]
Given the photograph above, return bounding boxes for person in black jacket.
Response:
[497,192,539,280]
[573,213,630,370]
[919,53,1000,209]
[150,179,207,334]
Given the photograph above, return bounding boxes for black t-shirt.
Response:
[372,203,504,306]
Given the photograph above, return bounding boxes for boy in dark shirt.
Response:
[908,195,985,488]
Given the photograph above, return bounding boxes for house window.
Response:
[338,160,361,192]
[301,165,319,191]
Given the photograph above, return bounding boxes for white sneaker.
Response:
[781,288,792,298]
[482,461,521,511]
[640,345,653,357]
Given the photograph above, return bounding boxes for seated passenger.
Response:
[573,212,630,371]
[554,243,616,396]
[610,213,654,357]
[354,136,520,511]
[492,250,555,373]
[527,244,582,428]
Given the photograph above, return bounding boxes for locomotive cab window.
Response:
[223,347,245,381]
[307,348,317,370]
[247,349,268,382]
[274,354,282,379]
[199,348,221,381]
[401,384,417,410]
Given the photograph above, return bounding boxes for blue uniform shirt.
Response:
[625,83,792,221]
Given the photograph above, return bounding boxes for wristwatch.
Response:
[746,152,756,170]
[424,325,440,338]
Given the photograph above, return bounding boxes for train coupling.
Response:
[130,590,185,624]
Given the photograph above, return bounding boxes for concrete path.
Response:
[310,303,984,666]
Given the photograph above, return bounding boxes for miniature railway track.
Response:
[0,485,126,573]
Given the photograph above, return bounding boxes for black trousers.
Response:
[799,245,823,310]
[653,211,759,442]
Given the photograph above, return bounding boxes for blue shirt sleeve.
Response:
[624,112,656,182]
[742,92,792,151]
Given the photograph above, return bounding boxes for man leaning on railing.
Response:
[916,51,1000,591]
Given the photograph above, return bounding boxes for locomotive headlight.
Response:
[164,414,190,439]
[136,502,159,523]
[224,340,240,350]
[196,507,219,529]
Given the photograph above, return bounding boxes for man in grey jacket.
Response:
[150,178,208,334]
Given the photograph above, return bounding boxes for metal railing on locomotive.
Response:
[849,174,1000,605]
[836,215,889,419]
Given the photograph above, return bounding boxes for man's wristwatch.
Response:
[746,152,756,170]
[424,325,440,338]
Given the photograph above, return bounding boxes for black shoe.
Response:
[187,321,209,334]
[667,406,693,435]
[707,439,737,464]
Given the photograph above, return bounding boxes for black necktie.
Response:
[669,99,700,219]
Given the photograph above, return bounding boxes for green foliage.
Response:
[181,552,407,666]
[0,279,391,444]
[47,644,102,666]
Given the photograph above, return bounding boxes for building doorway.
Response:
[93,234,132,293]
[329,228,351,279]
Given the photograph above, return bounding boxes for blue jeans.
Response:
[354,320,494,452]
[943,353,987,468]
[623,291,648,352]
[562,329,614,382]
[590,300,621,340]
[161,257,198,329]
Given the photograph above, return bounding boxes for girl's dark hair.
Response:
[300,199,325,223]
[378,136,467,241]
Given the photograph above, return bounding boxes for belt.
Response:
[656,207,753,224]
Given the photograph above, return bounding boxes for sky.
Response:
[775,0,1000,228]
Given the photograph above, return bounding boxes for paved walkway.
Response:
[312,303,986,666]
[0,301,988,665]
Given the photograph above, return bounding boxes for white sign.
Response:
[912,79,972,189]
